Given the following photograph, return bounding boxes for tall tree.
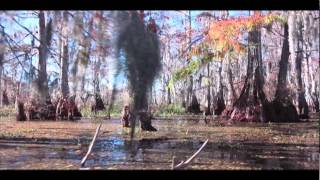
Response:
[288,11,309,118]
[271,21,299,122]
[32,11,52,104]
[0,26,4,107]
[59,11,70,98]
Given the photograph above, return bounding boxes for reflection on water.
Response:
[0,117,319,169]
[86,136,318,170]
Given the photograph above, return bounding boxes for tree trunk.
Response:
[227,27,274,122]
[167,84,172,104]
[214,61,225,115]
[0,57,3,108]
[59,11,70,98]
[227,60,237,106]
[36,11,50,103]
[186,76,193,108]
[181,89,186,108]
[60,43,69,98]
[289,13,309,118]
[186,11,193,107]
[206,63,211,115]
[27,11,55,120]
[187,93,201,114]
[271,23,299,122]
[92,11,106,114]
[0,27,3,108]
[91,57,105,114]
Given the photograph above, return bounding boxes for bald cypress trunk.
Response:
[0,27,3,108]
[271,23,299,122]
[26,11,55,120]
[60,43,69,98]
[228,27,275,122]
[288,12,309,118]
[206,63,211,114]
[214,61,225,115]
[36,11,51,103]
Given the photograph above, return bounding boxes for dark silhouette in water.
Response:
[115,11,161,135]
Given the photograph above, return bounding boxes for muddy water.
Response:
[0,115,319,170]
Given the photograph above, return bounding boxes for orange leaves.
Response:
[207,13,280,56]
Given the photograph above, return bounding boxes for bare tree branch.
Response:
[7,13,60,66]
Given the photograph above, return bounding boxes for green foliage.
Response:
[173,60,201,81]
[168,55,215,91]
[155,104,186,116]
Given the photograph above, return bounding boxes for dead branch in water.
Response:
[172,139,209,170]
[80,123,102,167]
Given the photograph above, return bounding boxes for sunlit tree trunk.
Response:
[206,63,211,114]
[228,26,274,122]
[33,11,51,104]
[272,22,299,122]
[214,61,225,115]
[186,11,193,107]
[60,42,69,97]
[302,12,319,112]
[288,12,309,118]
[0,28,3,107]
[0,67,2,108]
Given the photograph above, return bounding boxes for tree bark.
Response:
[0,53,3,108]
[227,27,275,122]
[272,23,299,122]
[206,63,211,114]
[60,43,69,97]
[187,93,201,114]
[36,11,51,103]
[167,83,172,104]
[227,61,236,106]
[0,26,3,108]
[186,11,193,107]
[27,11,55,120]
[289,13,309,118]
[214,61,225,115]
[92,11,106,113]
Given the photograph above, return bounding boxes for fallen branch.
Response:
[80,123,102,167]
[172,139,209,170]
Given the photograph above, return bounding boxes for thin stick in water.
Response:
[80,123,102,167]
[173,139,209,170]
